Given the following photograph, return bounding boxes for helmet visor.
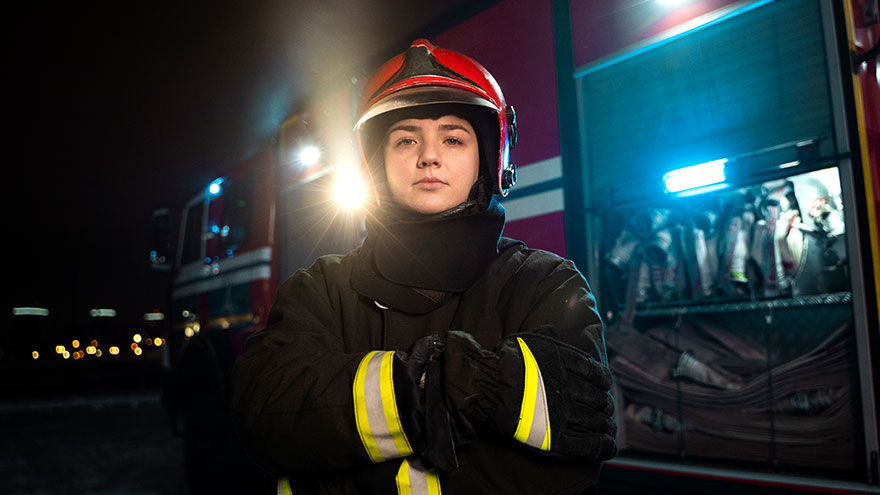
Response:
[355,86,498,131]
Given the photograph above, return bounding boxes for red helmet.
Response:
[355,39,517,199]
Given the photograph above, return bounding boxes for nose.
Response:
[417,141,440,168]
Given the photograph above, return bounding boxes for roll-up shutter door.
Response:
[580,0,833,208]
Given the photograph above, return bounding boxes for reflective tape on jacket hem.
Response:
[277,476,293,495]
[396,458,442,495]
[513,337,551,450]
[353,350,414,462]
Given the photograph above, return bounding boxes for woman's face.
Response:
[382,114,480,215]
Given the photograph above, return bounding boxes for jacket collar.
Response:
[351,198,508,313]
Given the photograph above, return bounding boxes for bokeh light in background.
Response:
[299,145,321,166]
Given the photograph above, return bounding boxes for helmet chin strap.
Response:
[467,175,493,210]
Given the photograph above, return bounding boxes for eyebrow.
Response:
[387,122,473,134]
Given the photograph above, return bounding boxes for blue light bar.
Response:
[663,158,727,195]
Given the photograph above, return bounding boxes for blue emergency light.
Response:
[208,178,224,196]
[663,158,728,196]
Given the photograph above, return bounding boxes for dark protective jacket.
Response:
[231,200,612,494]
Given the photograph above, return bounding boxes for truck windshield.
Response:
[180,202,204,266]
[219,174,253,253]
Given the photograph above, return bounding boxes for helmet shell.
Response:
[355,39,516,198]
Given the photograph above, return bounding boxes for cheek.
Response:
[464,148,480,183]
[383,155,411,198]
[383,153,404,183]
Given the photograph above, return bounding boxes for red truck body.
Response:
[152,0,880,492]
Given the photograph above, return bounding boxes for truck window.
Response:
[220,174,253,253]
[181,202,204,266]
[150,208,173,271]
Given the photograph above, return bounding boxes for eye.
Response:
[444,137,464,146]
[395,137,417,147]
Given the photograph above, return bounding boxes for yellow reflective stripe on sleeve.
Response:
[395,458,442,495]
[513,337,552,451]
[352,350,414,462]
[277,476,293,495]
[396,459,411,495]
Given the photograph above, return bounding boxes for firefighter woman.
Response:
[231,39,617,494]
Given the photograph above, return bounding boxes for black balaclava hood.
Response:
[351,104,507,310]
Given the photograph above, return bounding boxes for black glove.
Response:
[393,335,459,473]
[442,329,617,460]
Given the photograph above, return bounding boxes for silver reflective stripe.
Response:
[525,361,550,449]
[513,337,552,450]
[395,458,441,495]
[353,351,413,462]
[364,352,399,456]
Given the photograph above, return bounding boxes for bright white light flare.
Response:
[299,146,321,166]
[333,170,368,210]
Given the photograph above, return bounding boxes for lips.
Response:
[414,177,447,190]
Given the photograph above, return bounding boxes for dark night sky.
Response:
[8,1,481,331]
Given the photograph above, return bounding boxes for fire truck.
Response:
[150,0,880,492]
